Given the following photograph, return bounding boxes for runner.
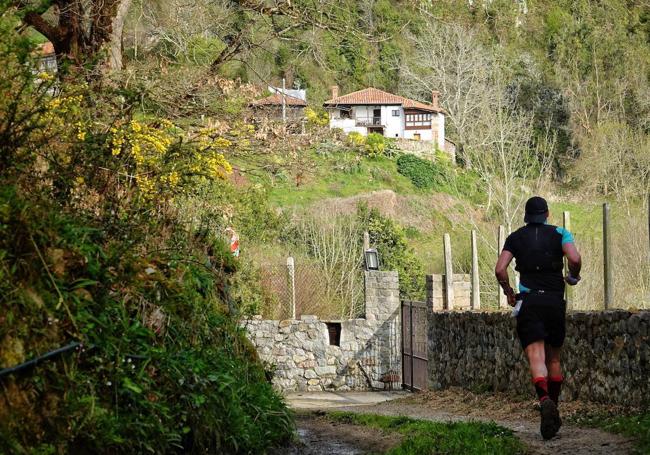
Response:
[494,196,582,440]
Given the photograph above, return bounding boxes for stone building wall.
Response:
[428,310,650,406]
[241,271,401,392]
[426,274,471,310]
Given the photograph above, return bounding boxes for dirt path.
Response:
[333,389,635,455]
[275,413,401,455]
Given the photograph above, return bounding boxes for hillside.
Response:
[1,0,649,452]
[228,136,648,314]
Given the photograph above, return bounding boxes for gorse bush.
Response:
[365,132,386,157]
[0,22,293,454]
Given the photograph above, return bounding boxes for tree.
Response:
[465,79,555,234]
[399,21,497,162]
[13,0,133,72]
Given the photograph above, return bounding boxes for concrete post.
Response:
[603,203,612,309]
[471,230,480,310]
[287,256,296,319]
[443,233,454,310]
[498,225,508,310]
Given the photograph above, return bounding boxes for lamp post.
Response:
[364,249,380,271]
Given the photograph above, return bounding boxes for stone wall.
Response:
[426,274,471,310]
[241,271,401,392]
[428,310,650,406]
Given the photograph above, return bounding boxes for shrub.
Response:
[0,186,294,454]
[358,205,425,299]
[396,153,446,189]
[347,131,366,147]
[365,132,386,157]
[305,107,329,127]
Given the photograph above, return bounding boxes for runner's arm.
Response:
[563,242,582,280]
[495,250,516,306]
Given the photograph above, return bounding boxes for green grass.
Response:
[571,412,650,454]
[266,153,419,207]
[327,412,526,455]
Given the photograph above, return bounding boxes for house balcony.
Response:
[355,116,383,127]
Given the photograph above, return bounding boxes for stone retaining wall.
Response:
[241,271,401,392]
[428,310,650,406]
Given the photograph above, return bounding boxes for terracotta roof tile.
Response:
[323,87,444,113]
[250,93,307,107]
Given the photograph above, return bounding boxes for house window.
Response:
[326,322,341,346]
[414,133,421,141]
[392,109,400,117]
[340,110,351,119]
[405,113,432,128]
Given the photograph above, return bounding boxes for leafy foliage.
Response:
[0,23,292,453]
[358,205,425,299]
[396,153,446,189]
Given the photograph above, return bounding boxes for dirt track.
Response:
[333,389,635,455]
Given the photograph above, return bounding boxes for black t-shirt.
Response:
[503,223,574,293]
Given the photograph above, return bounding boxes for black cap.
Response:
[524,196,549,224]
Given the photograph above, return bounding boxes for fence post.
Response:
[363,231,370,251]
[471,230,480,310]
[603,203,612,309]
[563,211,572,307]
[443,233,454,310]
[287,256,296,319]
[497,225,508,309]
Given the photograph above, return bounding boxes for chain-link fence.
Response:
[258,258,365,320]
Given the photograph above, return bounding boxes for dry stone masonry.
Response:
[426,273,471,310]
[242,271,401,392]
[428,310,650,406]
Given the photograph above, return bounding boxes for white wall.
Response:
[380,105,403,138]
[329,105,404,138]
[435,113,445,150]
[328,109,367,135]
[404,128,433,141]
[328,105,444,145]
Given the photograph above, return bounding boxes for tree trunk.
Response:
[105,0,133,71]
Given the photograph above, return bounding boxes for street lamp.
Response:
[364,248,380,271]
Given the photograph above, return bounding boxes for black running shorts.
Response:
[516,293,566,349]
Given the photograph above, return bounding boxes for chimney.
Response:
[331,85,339,99]
[431,90,440,109]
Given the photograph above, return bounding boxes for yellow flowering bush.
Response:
[347,131,366,147]
[305,107,329,127]
[109,119,232,200]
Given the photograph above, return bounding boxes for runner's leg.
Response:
[546,345,563,404]
[524,340,549,401]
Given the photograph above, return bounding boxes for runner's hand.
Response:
[507,293,516,307]
[565,274,581,286]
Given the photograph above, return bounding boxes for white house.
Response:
[323,86,446,150]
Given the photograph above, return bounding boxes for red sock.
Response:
[548,375,563,404]
[533,377,549,402]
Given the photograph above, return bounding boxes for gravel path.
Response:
[334,390,635,455]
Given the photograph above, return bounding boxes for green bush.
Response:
[0,186,293,454]
[347,131,365,147]
[365,132,386,157]
[358,205,425,299]
[396,153,446,189]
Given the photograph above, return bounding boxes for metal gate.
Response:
[401,300,428,391]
